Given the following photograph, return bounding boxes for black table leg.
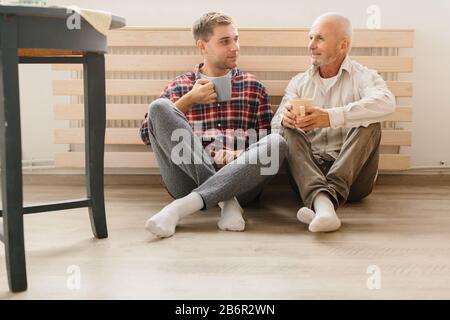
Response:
[0,16,27,292]
[83,52,108,239]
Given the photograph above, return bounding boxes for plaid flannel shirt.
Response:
[140,64,273,152]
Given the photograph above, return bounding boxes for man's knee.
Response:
[365,122,381,136]
[283,128,311,149]
[249,133,287,176]
[267,133,288,159]
[147,98,174,121]
[354,122,382,143]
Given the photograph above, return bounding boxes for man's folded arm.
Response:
[326,70,396,129]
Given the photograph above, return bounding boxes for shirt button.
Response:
[217,103,221,107]
[218,123,222,127]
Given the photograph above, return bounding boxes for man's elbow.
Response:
[387,93,396,114]
[382,91,396,115]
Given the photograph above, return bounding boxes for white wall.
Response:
[20,0,450,168]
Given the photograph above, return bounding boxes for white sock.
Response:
[297,207,315,225]
[145,192,204,238]
[217,197,245,232]
[309,192,341,233]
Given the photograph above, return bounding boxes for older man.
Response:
[271,12,395,233]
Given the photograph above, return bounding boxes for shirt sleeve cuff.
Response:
[327,107,345,129]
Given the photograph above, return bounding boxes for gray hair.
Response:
[313,12,353,53]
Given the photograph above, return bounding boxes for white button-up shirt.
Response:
[271,55,396,161]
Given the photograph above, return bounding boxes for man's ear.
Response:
[340,37,349,53]
[196,39,207,54]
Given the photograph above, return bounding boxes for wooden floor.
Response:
[1,178,450,299]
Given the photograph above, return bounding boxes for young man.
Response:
[271,12,395,233]
[140,12,287,238]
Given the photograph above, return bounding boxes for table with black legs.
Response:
[0,5,125,292]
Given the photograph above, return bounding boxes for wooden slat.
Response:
[381,106,412,122]
[54,104,149,120]
[381,129,412,146]
[52,55,413,73]
[379,154,411,171]
[56,104,412,122]
[240,29,414,48]
[54,128,411,147]
[385,81,413,97]
[52,79,413,98]
[55,128,142,145]
[53,79,167,96]
[55,152,159,168]
[259,80,412,97]
[106,28,194,47]
[55,151,410,171]
[106,28,414,48]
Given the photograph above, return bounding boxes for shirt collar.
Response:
[194,63,239,80]
[309,55,352,78]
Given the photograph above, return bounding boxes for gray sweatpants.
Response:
[284,123,381,210]
[146,98,288,209]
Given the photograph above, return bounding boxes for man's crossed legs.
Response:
[144,98,288,237]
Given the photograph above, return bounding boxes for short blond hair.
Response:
[192,12,235,42]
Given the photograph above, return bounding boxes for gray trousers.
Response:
[284,123,381,210]
[146,98,288,209]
